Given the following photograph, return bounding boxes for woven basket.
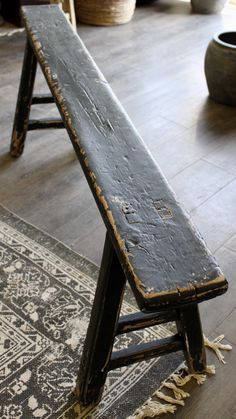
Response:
[75,0,136,26]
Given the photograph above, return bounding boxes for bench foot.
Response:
[77,232,127,406]
[177,304,206,373]
[10,40,37,158]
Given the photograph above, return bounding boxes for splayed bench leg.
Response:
[10,40,37,158]
[77,232,127,406]
[177,304,206,373]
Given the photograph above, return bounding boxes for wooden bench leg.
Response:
[77,232,127,406]
[177,304,206,373]
[10,39,37,158]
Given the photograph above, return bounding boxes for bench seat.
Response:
[17,5,228,312]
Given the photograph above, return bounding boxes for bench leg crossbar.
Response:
[11,37,207,407]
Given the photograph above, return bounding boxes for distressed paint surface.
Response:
[21,5,227,310]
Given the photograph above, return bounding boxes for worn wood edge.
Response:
[139,271,227,300]
[137,273,228,311]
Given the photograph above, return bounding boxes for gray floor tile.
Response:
[170,159,235,212]
[191,179,236,252]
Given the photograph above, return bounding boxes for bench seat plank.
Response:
[22,5,227,310]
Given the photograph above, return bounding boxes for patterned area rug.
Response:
[0,205,182,419]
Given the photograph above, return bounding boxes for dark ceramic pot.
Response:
[205,32,236,106]
[191,0,227,14]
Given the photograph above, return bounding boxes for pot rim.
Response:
[214,31,236,50]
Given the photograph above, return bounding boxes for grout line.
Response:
[224,243,236,253]
[168,157,202,181]
[190,176,236,216]
[213,238,236,255]
[202,157,236,177]
[209,329,235,348]
[212,307,236,340]
[154,113,191,131]
[188,178,236,215]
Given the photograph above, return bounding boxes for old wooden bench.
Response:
[11,5,228,407]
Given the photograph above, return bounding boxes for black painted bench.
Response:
[11,5,228,406]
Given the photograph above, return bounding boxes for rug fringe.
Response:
[204,334,232,364]
[127,399,177,418]
[127,335,231,419]
[154,390,185,406]
[163,382,190,400]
